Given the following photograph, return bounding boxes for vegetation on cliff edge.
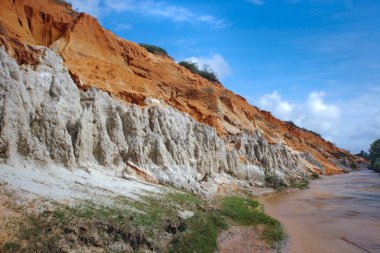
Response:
[179,61,219,83]
[139,43,171,58]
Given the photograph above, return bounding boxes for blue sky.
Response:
[71,0,380,153]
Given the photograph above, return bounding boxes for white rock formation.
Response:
[0,46,312,196]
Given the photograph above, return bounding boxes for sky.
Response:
[70,0,380,153]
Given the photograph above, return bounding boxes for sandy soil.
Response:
[217,226,276,253]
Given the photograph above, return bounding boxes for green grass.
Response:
[168,212,227,253]
[1,242,21,252]
[165,191,204,206]
[290,179,310,189]
[220,196,286,249]
[4,192,203,252]
[18,203,142,251]
[2,191,286,252]
[220,196,260,225]
[311,172,320,179]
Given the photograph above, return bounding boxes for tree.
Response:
[369,139,380,172]
[356,150,370,160]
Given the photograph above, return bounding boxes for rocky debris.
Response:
[0,46,316,196]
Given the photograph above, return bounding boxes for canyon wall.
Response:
[0,46,318,196]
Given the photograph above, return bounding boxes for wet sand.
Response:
[259,170,380,253]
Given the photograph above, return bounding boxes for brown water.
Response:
[259,170,380,253]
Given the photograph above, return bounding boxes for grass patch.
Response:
[2,190,286,252]
[220,196,286,249]
[4,191,204,252]
[1,242,21,252]
[168,212,227,253]
[165,191,205,209]
[265,174,286,190]
[220,196,260,225]
[17,202,149,252]
[290,179,310,189]
[311,172,320,179]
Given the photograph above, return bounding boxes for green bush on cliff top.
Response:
[139,43,170,57]
[179,61,219,83]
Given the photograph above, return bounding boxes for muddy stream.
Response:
[258,170,380,253]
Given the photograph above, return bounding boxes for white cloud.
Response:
[70,0,228,28]
[259,91,295,120]
[247,0,265,5]
[185,54,232,80]
[258,91,340,134]
[257,89,380,152]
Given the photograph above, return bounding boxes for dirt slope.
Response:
[0,0,365,174]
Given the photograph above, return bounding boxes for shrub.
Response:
[369,139,380,170]
[356,150,370,160]
[285,121,321,138]
[178,61,199,73]
[203,87,215,94]
[52,0,72,8]
[265,174,286,190]
[373,158,380,172]
[139,43,170,57]
[179,61,219,83]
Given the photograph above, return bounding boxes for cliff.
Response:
[0,0,366,196]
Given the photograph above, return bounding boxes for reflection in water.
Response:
[259,170,380,253]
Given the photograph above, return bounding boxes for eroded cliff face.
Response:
[0,47,317,196]
[0,0,366,196]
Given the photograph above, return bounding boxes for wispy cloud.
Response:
[70,0,229,28]
[247,0,265,5]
